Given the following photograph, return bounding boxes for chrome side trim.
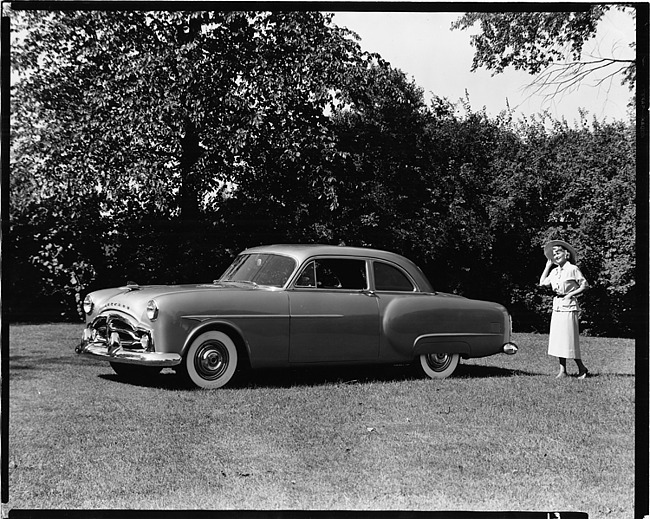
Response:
[288,314,344,319]
[415,332,503,342]
[182,314,343,321]
[182,314,289,321]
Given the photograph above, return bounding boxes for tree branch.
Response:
[521,57,635,106]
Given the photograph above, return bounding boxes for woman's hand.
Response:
[540,259,556,286]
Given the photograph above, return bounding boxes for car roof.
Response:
[241,244,434,292]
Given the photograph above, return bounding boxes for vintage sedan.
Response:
[77,244,517,388]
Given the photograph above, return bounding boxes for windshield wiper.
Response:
[218,279,259,288]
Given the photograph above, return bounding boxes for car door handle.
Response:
[361,290,377,297]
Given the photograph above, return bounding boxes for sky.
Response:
[330,9,636,123]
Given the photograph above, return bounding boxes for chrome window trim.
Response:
[288,256,370,291]
[370,259,419,292]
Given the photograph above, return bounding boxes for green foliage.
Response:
[452,7,636,90]
[485,113,636,336]
[328,61,433,249]
[8,9,636,337]
[540,118,636,336]
[452,9,609,74]
[10,9,365,310]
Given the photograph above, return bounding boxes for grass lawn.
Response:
[5,323,636,516]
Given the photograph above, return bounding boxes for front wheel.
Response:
[419,353,460,379]
[181,331,238,389]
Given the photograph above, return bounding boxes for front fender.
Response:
[153,289,290,369]
[180,318,251,360]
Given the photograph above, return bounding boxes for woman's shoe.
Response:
[555,371,567,378]
[577,369,589,379]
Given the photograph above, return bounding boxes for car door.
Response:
[288,257,380,363]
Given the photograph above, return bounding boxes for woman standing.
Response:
[539,240,590,378]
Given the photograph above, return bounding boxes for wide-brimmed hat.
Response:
[544,240,578,263]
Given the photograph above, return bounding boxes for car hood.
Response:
[89,282,261,315]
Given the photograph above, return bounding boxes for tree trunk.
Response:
[178,120,202,224]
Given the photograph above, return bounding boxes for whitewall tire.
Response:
[419,352,460,379]
[182,331,238,389]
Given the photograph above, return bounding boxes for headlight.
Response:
[83,295,94,315]
[146,300,159,321]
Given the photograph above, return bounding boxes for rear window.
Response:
[373,261,415,291]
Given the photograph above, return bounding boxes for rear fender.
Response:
[413,336,471,357]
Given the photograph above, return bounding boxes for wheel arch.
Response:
[413,335,471,359]
[182,321,251,369]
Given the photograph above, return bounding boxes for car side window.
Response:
[295,261,317,287]
[373,261,415,291]
[295,259,367,290]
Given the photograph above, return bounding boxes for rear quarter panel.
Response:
[378,292,510,361]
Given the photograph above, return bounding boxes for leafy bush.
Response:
[8,10,635,336]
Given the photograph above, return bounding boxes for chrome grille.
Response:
[90,314,150,350]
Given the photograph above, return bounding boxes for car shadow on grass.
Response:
[241,363,540,388]
[455,363,537,378]
[98,371,190,390]
[97,362,539,390]
[98,366,420,390]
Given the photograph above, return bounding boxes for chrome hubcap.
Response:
[195,341,229,380]
[425,353,451,372]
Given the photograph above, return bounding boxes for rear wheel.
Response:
[109,362,162,379]
[419,353,460,379]
[181,331,238,389]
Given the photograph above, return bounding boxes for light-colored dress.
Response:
[540,262,588,359]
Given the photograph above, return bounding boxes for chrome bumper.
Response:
[77,342,182,366]
[76,329,182,367]
[502,342,518,355]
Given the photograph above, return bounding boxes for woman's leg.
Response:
[557,358,568,377]
[575,359,588,378]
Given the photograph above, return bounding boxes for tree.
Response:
[11,10,360,220]
[8,8,636,336]
[207,12,369,249]
[329,69,509,296]
[327,59,432,249]
[451,7,637,103]
[9,9,367,314]
[537,117,636,336]
[484,111,635,336]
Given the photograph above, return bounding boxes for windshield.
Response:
[219,253,297,288]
